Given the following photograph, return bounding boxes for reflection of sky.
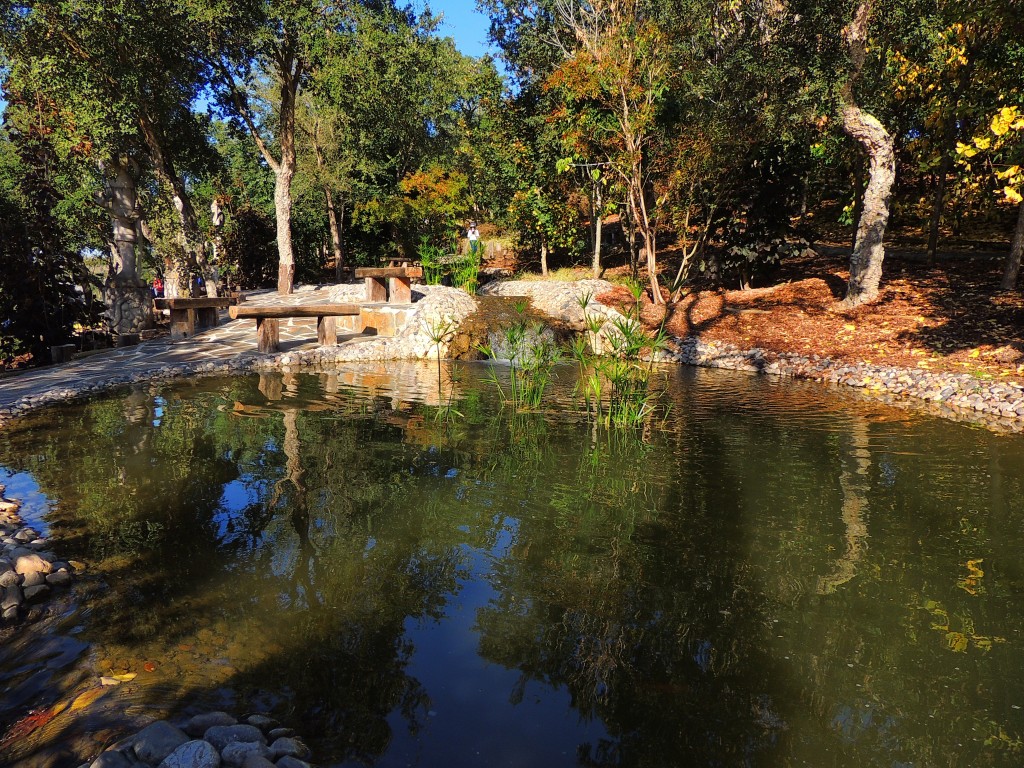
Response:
[0,469,53,535]
[369,539,610,768]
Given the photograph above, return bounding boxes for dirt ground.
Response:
[583,246,1024,384]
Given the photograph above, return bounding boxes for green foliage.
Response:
[0,123,97,365]
[221,204,277,288]
[450,243,483,294]
[574,283,668,427]
[482,316,562,410]
[418,239,449,286]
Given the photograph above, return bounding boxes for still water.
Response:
[2,362,1024,767]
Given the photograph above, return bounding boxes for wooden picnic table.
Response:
[229,303,362,353]
[154,295,241,340]
[354,266,423,303]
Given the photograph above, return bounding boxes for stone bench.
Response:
[354,266,423,303]
[154,296,241,340]
[229,303,361,353]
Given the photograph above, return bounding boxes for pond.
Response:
[2,362,1024,767]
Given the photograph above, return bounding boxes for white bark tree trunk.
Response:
[840,1,895,308]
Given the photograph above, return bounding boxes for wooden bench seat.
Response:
[229,303,361,353]
[154,296,240,340]
[354,266,423,303]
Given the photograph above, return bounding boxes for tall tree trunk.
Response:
[1000,201,1024,291]
[222,40,302,295]
[327,192,345,281]
[540,240,549,277]
[275,62,298,295]
[632,179,660,304]
[138,114,218,297]
[926,59,974,264]
[99,159,153,335]
[274,161,296,294]
[841,1,895,308]
[312,139,345,281]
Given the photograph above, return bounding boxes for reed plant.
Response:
[573,281,670,428]
[451,240,483,294]
[418,237,448,286]
[426,317,462,422]
[482,302,561,410]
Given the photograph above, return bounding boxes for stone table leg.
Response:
[317,316,337,345]
[169,308,196,340]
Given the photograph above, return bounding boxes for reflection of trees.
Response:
[816,416,870,595]
[471,416,788,766]
[3,368,1024,765]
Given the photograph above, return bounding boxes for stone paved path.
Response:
[0,286,347,411]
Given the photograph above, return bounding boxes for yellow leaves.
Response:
[70,687,108,712]
[958,558,985,595]
[956,140,978,159]
[843,323,856,332]
[991,106,1024,137]
[974,136,992,151]
[1005,187,1024,205]
[969,348,981,358]
[946,631,969,653]
[996,165,1021,180]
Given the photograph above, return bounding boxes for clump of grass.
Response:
[573,280,670,427]
[451,242,483,294]
[483,306,562,410]
[419,237,448,286]
[426,317,462,422]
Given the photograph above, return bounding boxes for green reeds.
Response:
[419,239,447,286]
[573,281,669,428]
[426,317,461,422]
[483,316,561,411]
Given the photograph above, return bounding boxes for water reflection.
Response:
[0,363,1023,767]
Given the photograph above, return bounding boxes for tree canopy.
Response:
[2,0,1024,362]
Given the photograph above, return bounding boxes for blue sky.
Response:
[0,2,501,118]
[419,0,499,60]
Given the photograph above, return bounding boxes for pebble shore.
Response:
[84,712,315,768]
[0,280,1021,434]
[0,485,76,623]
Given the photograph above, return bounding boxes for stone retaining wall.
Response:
[0,281,1022,434]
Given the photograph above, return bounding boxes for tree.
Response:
[959,106,1024,290]
[837,1,896,307]
[213,0,332,295]
[1,0,227,305]
[547,0,670,302]
[0,115,95,363]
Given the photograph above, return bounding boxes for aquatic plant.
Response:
[485,311,562,410]
[451,241,483,294]
[419,237,449,286]
[426,316,462,422]
[574,281,669,428]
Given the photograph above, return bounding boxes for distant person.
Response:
[467,222,480,256]
[152,271,164,298]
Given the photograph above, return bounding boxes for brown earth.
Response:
[588,247,1024,384]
